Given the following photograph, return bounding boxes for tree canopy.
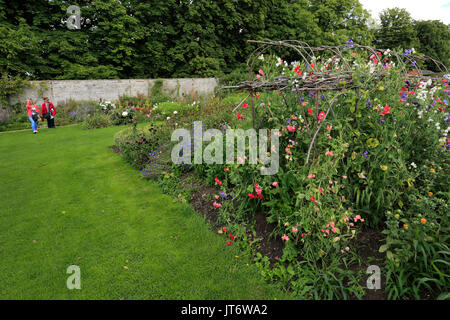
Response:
[0,0,448,80]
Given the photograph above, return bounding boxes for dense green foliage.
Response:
[2,0,448,81]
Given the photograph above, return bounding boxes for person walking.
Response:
[26,99,40,134]
[41,97,56,128]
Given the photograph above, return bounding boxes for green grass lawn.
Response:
[0,125,292,300]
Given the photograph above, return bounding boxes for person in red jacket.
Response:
[26,99,40,134]
[41,97,56,128]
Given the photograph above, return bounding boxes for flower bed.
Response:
[114,43,449,299]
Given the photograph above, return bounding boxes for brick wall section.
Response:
[9,78,219,106]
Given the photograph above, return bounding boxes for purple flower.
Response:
[404,49,413,56]
[220,192,228,199]
[366,101,372,108]
[363,151,369,159]
[347,39,354,48]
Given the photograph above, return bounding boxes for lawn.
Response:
[0,125,292,300]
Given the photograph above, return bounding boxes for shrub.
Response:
[81,113,112,129]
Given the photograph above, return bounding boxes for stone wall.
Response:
[9,78,219,106]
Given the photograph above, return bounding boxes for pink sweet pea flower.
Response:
[272,182,278,187]
[281,234,290,242]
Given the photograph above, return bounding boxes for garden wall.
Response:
[9,78,219,106]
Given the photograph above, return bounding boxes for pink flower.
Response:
[272,182,279,187]
[214,195,219,200]
[292,227,298,234]
[326,125,333,131]
[259,69,265,76]
[325,150,334,157]
[256,74,261,79]
[281,234,290,242]
[213,201,222,208]
[287,125,296,132]
[307,173,316,179]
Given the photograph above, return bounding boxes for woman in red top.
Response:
[41,97,57,128]
[26,99,40,134]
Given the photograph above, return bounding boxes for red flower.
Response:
[242,103,248,108]
[308,108,313,115]
[215,177,223,186]
[310,196,316,201]
[318,111,326,121]
[237,113,244,120]
[224,168,229,172]
[380,105,391,116]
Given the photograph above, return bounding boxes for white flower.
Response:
[166,116,170,120]
[122,111,128,117]
[173,111,178,114]
[411,162,417,169]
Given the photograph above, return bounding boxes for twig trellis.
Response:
[223,40,448,165]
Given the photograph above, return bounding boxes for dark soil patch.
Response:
[179,172,284,263]
[254,212,284,262]
[352,228,386,300]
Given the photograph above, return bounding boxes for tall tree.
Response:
[414,20,450,71]
[376,7,419,50]
[308,0,373,45]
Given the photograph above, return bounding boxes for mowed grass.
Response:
[0,125,292,300]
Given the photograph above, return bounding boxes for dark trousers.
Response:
[47,117,56,128]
